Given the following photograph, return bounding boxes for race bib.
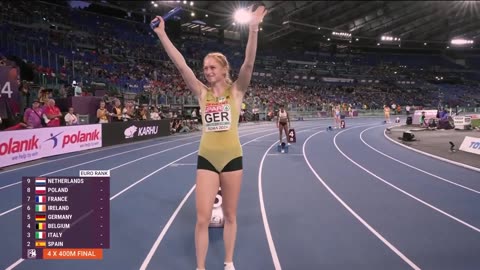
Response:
[204,98,231,132]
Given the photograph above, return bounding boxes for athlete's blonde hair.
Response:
[204,52,232,85]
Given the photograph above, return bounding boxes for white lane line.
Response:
[334,127,480,233]
[266,154,303,156]
[303,129,421,270]
[258,143,287,270]
[360,126,480,194]
[169,163,197,167]
[0,182,22,191]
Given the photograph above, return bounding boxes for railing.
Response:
[159,95,199,106]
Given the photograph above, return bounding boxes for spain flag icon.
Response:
[35,241,46,247]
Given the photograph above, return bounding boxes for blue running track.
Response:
[0,118,479,270]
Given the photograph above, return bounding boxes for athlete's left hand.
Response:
[249,4,267,26]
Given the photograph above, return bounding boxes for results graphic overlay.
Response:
[22,175,109,260]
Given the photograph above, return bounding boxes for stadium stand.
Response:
[0,0,479,130]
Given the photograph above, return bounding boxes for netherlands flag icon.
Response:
[35,177,46,185]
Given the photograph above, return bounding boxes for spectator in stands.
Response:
[239,109,245,122]
[19,82,30,115]
[96,101,110,123]
[122,101,135,121]
[38,88,49,105]
[59,84,67,98]
[138,105,148,120]
[5,99,43,130]
[191,108,197,120]
[150,107,161,120]
[102,94,112,104]
[74,81,82,96]
[170,118,179,134]
[111,98,123,122]
[172,119,183,133]
[44,99,62,127]
[151,5,267,270]
[178,119,191,133]
[64,107,78,125]
[240,102,246,122]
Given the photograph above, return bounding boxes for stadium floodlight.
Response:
[379,35,401,45]
[450,39,474,45]
[381,35,400,41]
[331,31,352,41]
[332,31,351,37]
[233,8,251,24]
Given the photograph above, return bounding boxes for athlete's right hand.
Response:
[151,16,165,35]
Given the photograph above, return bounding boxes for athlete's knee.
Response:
[196,206,214,227]
[222,209,237,225]
[196,213,211,227]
